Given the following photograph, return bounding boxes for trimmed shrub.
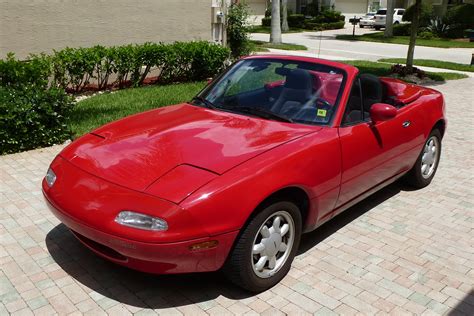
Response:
[390,64,426,79]
[0,41,230,154]
[444,4,474,38]
[403,2,432,27]
[288,14,305,28]
[304,21,345,31]
[0,53,51,89]
[262,17,271,27]
[0,85,73,154]
[393,23,412,36]
[227,3,251,58]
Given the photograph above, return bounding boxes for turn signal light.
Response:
[189,240,219,251]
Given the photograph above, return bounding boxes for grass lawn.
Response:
[378,58,474,72]
[251,40,307,52]
[249,26,305,34]
[342,60,468,81]
[336,32,474,48]
[69,82,206,137]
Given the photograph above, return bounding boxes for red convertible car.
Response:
[43,55,445,292]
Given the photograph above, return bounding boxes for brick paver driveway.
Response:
[1,78,473,315]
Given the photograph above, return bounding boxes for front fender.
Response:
[180,127,342,235]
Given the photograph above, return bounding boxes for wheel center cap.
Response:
[264,233,282,256]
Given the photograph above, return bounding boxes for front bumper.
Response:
[43,156,239,274]
[44,194,238,274]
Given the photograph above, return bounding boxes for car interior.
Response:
[206,59,416,126]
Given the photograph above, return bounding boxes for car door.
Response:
[335,76,420,208]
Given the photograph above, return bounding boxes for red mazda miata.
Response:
[43,55,445,292]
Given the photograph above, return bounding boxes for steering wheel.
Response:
[314,97,332,109]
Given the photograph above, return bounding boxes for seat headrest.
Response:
[359,73,382,100]
[284,69,313,90]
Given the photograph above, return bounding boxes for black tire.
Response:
[223,200,302,292]
[404,129,442,188]
[360,25,364,28]
[374,26,381,30]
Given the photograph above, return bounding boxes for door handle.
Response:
[402,121,411,128]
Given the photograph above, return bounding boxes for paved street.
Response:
[251,27,474,64]
[1,77,473,315]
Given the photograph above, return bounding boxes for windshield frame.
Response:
[193,57,348,127]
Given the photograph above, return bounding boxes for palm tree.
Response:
[384,0,394,38]
[406,0,422,70]
[282,0,289,32]
[270,0,282,44]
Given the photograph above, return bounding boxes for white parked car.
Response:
[374,8,406,30]
[359,13,376,28]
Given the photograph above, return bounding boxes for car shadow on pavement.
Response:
[298,181,404,254]
[448,290,474,315]
[46,181,409,309]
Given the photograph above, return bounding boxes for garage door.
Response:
[335,0,368,17]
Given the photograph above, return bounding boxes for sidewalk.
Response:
[257,47,474,78]
[251,28,473,64]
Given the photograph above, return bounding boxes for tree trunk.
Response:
[318,0,322,13]
[384,0,394,38]
[281,0,289,32]
[406,0,422,70]
[270,0,282,44]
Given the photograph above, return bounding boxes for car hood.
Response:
[60,103,318,195]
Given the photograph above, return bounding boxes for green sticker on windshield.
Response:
[317,109,327,117]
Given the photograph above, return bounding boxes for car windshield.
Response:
[376,9,387,15]
[194,58,345,125]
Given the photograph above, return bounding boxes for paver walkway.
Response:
[1,77,473,315]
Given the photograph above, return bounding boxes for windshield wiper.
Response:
[191,96,217,110]
[230,106,294,123]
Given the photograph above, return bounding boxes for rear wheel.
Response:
[404,129,442,188]
[360,24,364,28]
[223,200,302,292]
[374,26,381,30]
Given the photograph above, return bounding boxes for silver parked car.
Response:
[359,13,376,28]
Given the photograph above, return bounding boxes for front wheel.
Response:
[404,129,442,188]
[223,200,302,292]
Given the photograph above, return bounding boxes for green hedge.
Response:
[49,41,230,91]
[262,10,344,30]
[262,17,271,27]
[288,14,305,28]
[0,85,73,155]
[0,41,230,154]
[305,21,345,31]
[393,23,412,36]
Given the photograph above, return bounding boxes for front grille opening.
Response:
[71,230,128,262]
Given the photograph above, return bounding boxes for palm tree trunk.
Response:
[282,0,289,32]
[406,0,422,70]
[270,0,282,44]
[384,0,394,38]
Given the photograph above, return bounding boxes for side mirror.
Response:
[370,103,397,123]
